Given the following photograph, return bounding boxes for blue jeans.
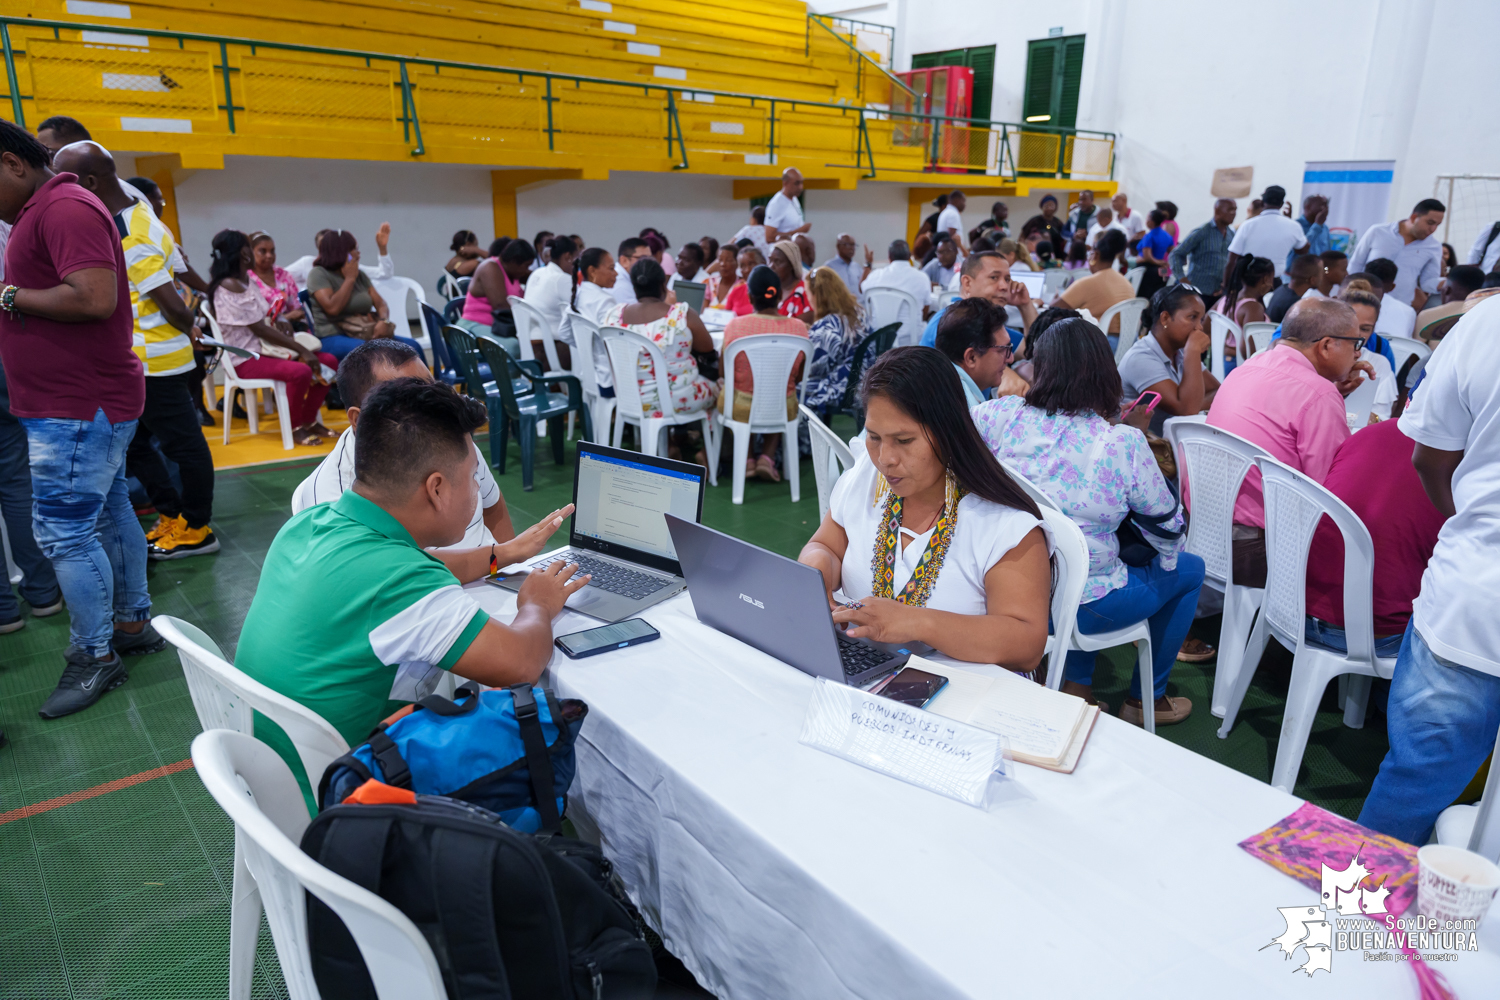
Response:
[20,409,151,657]
[1357,621,1500,844]
[1065,553,1206,700]
[0,361,60,620]
[1303,616,1405,658]
[319,334,425,363]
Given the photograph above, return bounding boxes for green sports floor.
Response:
[0,418,1396,999]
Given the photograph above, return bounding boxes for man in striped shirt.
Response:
[53,143,219,560]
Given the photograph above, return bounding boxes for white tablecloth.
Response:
[466,577,1499,999]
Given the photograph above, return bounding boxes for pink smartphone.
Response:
[1129,390,1162,413]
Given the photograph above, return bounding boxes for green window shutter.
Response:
[964,45,995,121]
[1057,37,1085,128]
[910,51,939,69]
[1023,39,1058,121]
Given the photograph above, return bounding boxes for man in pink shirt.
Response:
[1205,298,1374,585]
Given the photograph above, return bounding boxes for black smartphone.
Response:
[555,618,661,659]
[877,666,949,708]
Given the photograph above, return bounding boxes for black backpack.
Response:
[301,792,658,1000]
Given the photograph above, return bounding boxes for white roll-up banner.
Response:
[1300,160,1396,254]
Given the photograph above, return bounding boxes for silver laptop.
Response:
[665,515,928,686]
[487,443,705,622]
[672,279,707,313]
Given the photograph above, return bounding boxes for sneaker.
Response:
[30,593,65,617]
[145,513,185,545]
[38,648,128,719]
[0,616,23,634]
[113,622,168,656]
[148,523,220,560]
[1119,695,1193,727]
[198,409,216,427]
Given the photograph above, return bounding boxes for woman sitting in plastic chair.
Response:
[602,258,718,466]
[720,265,810,482]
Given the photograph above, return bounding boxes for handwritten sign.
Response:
[799,678,1009,807]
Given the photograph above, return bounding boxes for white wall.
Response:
[902,0,1500,243]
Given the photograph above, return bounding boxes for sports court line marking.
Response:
[0,759,194,826]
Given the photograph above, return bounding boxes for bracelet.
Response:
[488,542,499,577]
[0,285,18,315]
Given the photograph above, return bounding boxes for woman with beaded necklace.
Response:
[798,347,1052,670]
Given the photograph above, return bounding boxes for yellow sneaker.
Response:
[148,523,221,561]
[145,514,185,544]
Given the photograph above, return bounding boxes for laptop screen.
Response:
[672,279,707,314]
[571,445,704,573]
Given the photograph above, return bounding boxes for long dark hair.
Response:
[1223,254,1274,317]
[571,246,610,309]
[207,228,251,315]
[1025,318,1122,419]
[859,347,1041,517]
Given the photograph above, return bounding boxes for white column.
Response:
[1352,0,1436,164]
[892,0,911,73]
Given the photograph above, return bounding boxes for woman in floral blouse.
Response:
[971,317,1204,728]
[801,265,867,410]
[247,231,309,332]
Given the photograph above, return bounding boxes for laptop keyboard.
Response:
[837,633,892,676]
[549,550,673,601]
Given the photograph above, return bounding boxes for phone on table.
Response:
[555,618,661,659]
[1126,390,1162,414]
[872,666,949,708]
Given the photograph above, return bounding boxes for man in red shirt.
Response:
[0,120,159,719]
[1303,420,1447,655]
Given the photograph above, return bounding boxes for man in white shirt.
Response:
[1085,206,1126,248]
[285,224,396,291]
[1357,295,1500,846]
[1466,218,1500,275]
[291,340,569,582]
[522,235,577,344]
[1348,199,1445,311]
[862,240,933,343]
[610,237,652,306]
[1111,192,1148,244]
[937,190,967,254]
[1223,185,1309,285]
[763,168,809,244]
[824,232,870,294]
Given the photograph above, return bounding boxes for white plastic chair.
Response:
[863,285,924,347]
[1100,297,1148,364]
[1385,335,1433,389]
[598,326,718,485]
[156,615,350,1000]
[1216,458,1397,793]
[193,729,449,1000]
[373,276,430,351]
[508,295,569,377]
[566,308,616,445]
[711,335,809,505]
[1037,504,1158,734]
[202,303,296,450]
[1172,422,1270,724]
[1125,266,1146,294]
[1207,311,1241,382]
[802,405,855,523]
[1435,726,1500,863]
[1241,321,1278,359]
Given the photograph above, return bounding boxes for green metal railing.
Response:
[0,16,1115,181]
[805,14,912,104]
[807,13,894,69]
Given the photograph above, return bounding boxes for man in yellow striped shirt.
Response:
[53,143,220,559]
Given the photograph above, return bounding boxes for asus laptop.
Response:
[665,515,929,686]
[488,443,705,622]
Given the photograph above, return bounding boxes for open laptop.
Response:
[665,515,929,686]
[672,279,707,313]
[487,443,706,622]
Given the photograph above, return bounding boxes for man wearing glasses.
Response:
[932,298,1014,408]
[1205,298,1375,587]
[610,237,654,307]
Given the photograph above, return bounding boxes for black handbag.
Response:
[1116,481,1184,567]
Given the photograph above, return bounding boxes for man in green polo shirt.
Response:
[236,378,590,805]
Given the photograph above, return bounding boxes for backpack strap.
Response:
[367,728,413,790]
[429,827,510,998]
[414,684,482,717]
[511,684,562,835]
[1483,221,1500,259]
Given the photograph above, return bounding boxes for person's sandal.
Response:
[1178,637,1217,663]
[754,455,781,482]
[293,429,326,447]
[1120,695,1193,727]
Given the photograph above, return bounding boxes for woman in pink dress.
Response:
[246,231,309,331]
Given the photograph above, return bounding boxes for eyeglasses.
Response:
[1325,335,1367,352]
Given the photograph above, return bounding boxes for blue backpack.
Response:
[318,684,585,833]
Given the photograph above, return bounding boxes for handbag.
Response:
[1117,477,1185,567]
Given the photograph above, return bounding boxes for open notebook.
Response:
[919,658,1099,773]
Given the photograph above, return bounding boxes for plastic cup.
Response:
[1416,844,1500,928]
